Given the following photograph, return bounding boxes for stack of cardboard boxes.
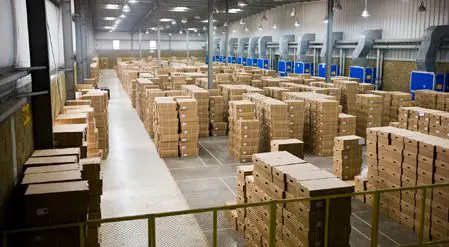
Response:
[398,107,449,140]
[80,90,109,159]
[145,89,165,136]
[181,85,210,137]
[18,148,103,247]
[176,98,200,157]
[338,113,357,136]
[284,100,305,141]
[231,151,353,247]
[271,139,304,159]
[355,94,383,138]
[154,97,179,157]
[170,74,187,90]
[228,100,259,162]
[333,135,363,180]
[333,80,359,115]
[415,90,449,110]
[371,91,413,125]
[358,83,374,94]
[209,95,227,136]
[135,78,159,121]
[366,126,449,240]
[283,92,339,156]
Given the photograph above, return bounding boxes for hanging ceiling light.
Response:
[145,30,149,34]
[223,21,228,27]
[418,1,426,12]
[198,33,201,37]
[259,25,263,31]
[214,7,220,14]
[202,26,207,31]
[272,24,277,29]
[120,13,126,18]
[361,0,369,17]
[323,15,328,23]
[245,25,249,32]
[333,1,342,11]
[237,0,247,7]
[181,17,188,24]
[128,0,138,4]
[294,20,300,27]
[240,18,245,25]
[232,29,236,33]
[290,7,296,17]
[168,33,172,36]
[171,19,177,25]
[179,30,183,34]
[213,25,217,30]
[261,13,268,21]
[122,4,130,12]
[194,13,201,20]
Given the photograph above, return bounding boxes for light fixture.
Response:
[122,4,130,12]
[323,15,328,23]
[145,30,149,34]
[181,17,187,24]
[272,24,277,29]
[223,21,228,27]
[201,19,217,23]
[115,19,122,24]
[188,28,198,32]
[194,13,201,20]
[245,25,249,32]
[170,6,189,12]
[418,1,426,12]
[237,0,247,7]
[120,13,126,18]
[171,19,176,25]
[168,33,172,36]
[333,1,342,11]
[202,26,207,31]
[214,7,220,14]
[232,29,236,33]
[228,8,242,13]
[290,7,296,17]
[213,25,217,30]
[361,0,369,17]
[160,18,173,22]
[109,30,113,32]
[198,33,201,37]
[105,4,120,9]
[179,30,183,34]
[259,25,263,31]
[104,26,112,29]
[261,13,267,21]
[213,31,216,34]
[294,20,300,27]
[239,18,245,25]
[104,17,116,21]
[129,0,138,4]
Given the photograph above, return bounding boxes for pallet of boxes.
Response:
[177,98,200,157]
[366,126,449,240]
[181,85,210,137]
[228,100,260,163]
[333,135,364,181]
[209,94,227,136]
[228,151,354,247]
[355,94,383,138]
[14,148,103,247]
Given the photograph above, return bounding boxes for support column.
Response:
[62,0,75,99]
[325,0,334,83]
[207,0,213,89]
[157,28,161,67]
[131,32,134,58]
[224,0,229,65]
[26,0,54,149]
[186,30,190,58]
[139,29,142,59]
[169,35,172,57]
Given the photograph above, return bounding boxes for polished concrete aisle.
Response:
[97,70,207,246]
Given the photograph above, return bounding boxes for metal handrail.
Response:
[3,183,449,247]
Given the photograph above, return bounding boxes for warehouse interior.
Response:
[1,0,449,246]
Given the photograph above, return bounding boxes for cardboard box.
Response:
[271,139,304,159]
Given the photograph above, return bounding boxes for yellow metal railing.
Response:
[3,183,449,247]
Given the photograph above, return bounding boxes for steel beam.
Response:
[26,0,54,149]
[224,0,229,65]
[207,0,213,89]
[325,0,334,83]
[157,28,161,67]
[62,0,75,100]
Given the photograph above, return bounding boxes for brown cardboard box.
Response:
[271,139,304,159]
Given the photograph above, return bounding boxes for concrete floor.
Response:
[99,70,439,247]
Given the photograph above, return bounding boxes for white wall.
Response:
[222,0,449,61]
[46,0,65,71]
[0,0,15,68]
[95,31,206,51]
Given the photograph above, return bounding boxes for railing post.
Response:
[79,224,85,247]
[418,188,427,246]
[148,215,156,247]
[212,210,218,247]
[324,198,330,247]
[269,201,277,247]
[370,191,381,247]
